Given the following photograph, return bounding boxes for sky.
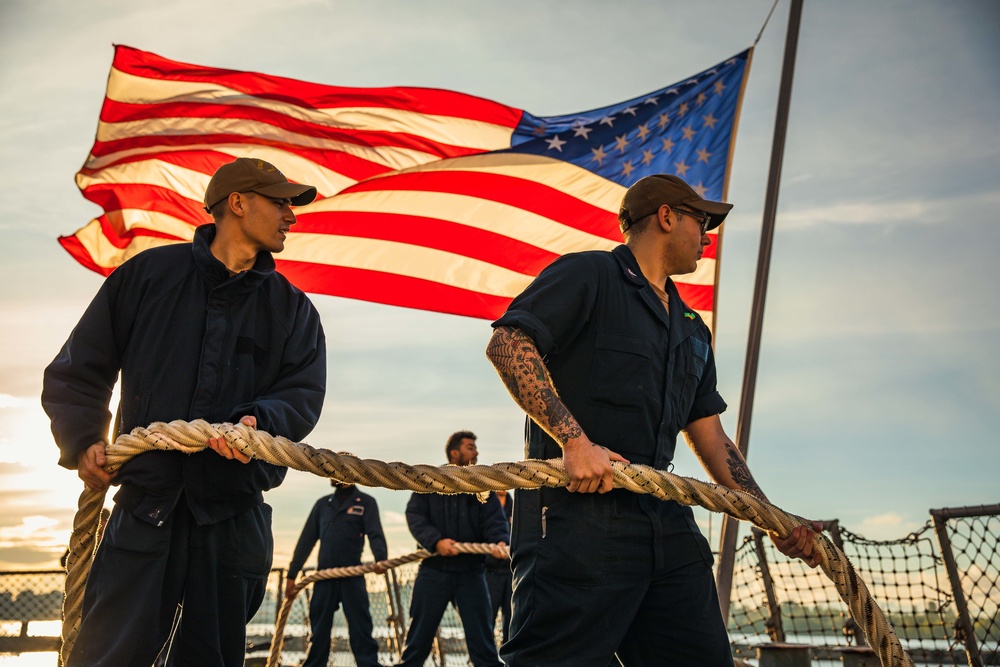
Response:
[0,0,998,572]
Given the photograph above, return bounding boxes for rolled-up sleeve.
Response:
[492,253,600,356]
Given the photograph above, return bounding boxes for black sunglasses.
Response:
[673,207,712,234]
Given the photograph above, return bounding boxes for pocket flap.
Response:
[594,331,652,357]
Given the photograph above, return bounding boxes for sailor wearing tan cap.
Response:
[43,157,326,666]
[487,174,822,666]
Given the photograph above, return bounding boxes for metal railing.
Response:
[0,562,488,666]
[2,503,996,666]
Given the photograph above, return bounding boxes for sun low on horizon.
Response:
[0,390,121,570]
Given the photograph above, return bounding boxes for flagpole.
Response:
[715,0,803,619]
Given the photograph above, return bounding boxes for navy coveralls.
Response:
[398,491,510,667]
[288,485,388,667]
[493,245,733,667]
[42,224,326,667]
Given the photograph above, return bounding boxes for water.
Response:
[0,620,59,666]
[0,656,57,666]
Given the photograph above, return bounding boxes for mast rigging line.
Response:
[755,0,781,46]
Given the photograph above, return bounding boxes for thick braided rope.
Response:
[62,420,914,667]
[268,543,507,667]
[60,489,105,664]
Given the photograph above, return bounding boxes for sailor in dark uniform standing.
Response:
[288,481,389,667]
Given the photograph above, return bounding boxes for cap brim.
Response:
[254,182,318,207]
[686,199,733,231]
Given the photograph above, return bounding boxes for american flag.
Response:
[64,46,751,326]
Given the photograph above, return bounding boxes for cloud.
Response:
[860,513,905,529]
[723,189,1000,232]
[0,394,34,409]
[0,515,69,570]
[0,462,31,475]
[0,546,63,568]
[779,200,933,229]
[0,490,76,528]
[380,510,407,527]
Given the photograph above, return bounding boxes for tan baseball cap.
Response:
[618,174,732,233]
[203,157,318,211]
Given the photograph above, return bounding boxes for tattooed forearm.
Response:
[539,388,583,441]
[723,442,766,501]
[485,327,523,400]
[486,327,583,445]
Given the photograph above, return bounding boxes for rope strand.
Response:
[61,420,914,667]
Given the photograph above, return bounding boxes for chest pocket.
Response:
[236,336,270,368]
[587,331,654,412]
[676,336,710,425]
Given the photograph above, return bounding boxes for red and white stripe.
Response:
[64,46,718,325]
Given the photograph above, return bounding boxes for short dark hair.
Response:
[208,196,230,223]
[208,191,262,223]
[445,430,476,461]
[623,212,656,243]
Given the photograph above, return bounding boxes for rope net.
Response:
[728,515,1000,666]
[940,512,1000,663]
[839,525,961,660]
[61,420,915,667]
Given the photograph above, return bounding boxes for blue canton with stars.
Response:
[509,50,750,201]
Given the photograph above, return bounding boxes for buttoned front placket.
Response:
[190,279,233,419]
[624,272,675,572]
[657,279,701,471]
[629,271,705,573]
[629,274,684,473]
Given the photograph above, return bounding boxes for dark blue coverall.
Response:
[288,484,388,667]
[42,224,326,667]
[398,491,510,667]
[492,245,732,667]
